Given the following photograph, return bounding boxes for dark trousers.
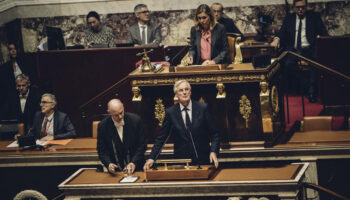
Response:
[282,47,317,97]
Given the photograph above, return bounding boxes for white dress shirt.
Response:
[112,117,124,142]
[19,89,29,113]
[179,100,192,126]
[294,15,310,49]
[138,23,148,44]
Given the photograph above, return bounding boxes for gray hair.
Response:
[15,74,30,84]
[173,80,191,94]
[211,2,224,10]
[42,93,57,105]
[134,4,147,13]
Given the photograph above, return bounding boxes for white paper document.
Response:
[119,176,139,183]
[7,140,50,148]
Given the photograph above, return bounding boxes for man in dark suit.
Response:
[126,4,161,46]
[271,0,328,102]
[97,99,147,175]
[12,74,42,133]
[211,3,244,39]
[29,93,76,140]
[144,80,220,170]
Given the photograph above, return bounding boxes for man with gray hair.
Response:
[144,80,220,170]
[126,4,161,46]
[28,93,76,140]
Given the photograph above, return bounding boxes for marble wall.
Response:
[0,1,349,56]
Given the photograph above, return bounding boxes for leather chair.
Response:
[227,35,237,63]
[92,121,100,138]
[301,116,332,132]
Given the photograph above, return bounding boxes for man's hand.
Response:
[201,60,216,66]
[186,55,193,65]
[108,163,118,174]
[210,152,219,168]
[270,37,280,48]
[124,162,136,175]
[143,159,154,171]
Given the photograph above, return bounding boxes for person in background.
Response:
[84,11,115,48]
[127,4,161,46]
[186,4,229,66]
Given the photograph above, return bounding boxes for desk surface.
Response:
[59,163,308,199]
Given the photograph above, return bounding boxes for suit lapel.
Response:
[211,25,217,57]
[147,24,152,44]
[191,101,199,130]
[53,112,58,135]
[174,104,187,133]
[134,25,142,44]
[196,30,202,63]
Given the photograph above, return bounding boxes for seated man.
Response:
[97,99,147,175]
[186,4,229,66]
[127,4,161,46]
[144,80,220,171]
[211,3,244,39]
[84,11,115,48]
[271,0,328,102]
[28,93,76,140]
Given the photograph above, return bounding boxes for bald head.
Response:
[107,99,124,122]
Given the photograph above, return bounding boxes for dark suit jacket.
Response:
[149,101,220,164]
[97,112,147,170]
[276,11,328,51]
[189,23,229,65]
[126,22,161,46]
[217,17,244,40]
[29,111,76,139]
[13,88,42,132]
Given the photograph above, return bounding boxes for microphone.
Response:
[186,126,201,169]
[111,140,123,172]
[151,134,171,170]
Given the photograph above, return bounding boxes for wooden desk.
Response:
[59,163,308,200]
[240,43,277,60]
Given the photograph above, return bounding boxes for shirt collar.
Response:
[19,89,30,99]
[179,100,192,111]
[111,117,125,128]
[46,112,54,121]
[138,23,148,29]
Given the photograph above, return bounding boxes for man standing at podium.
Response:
[97,99,147,174]
[271,0,328,103]
[127,4,161,46]
[144,80,220,170]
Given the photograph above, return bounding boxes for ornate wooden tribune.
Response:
[59,163,308,200]
[127,62,284,147]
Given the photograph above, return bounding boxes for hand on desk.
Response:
[201,60,216,66]
[108,163,119,174]
[143,159,154,171]
[124,162,136,175]
[210,152,219,168]
[270,38,280,49]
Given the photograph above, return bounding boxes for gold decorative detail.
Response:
[132,87,142,102]
[238,75,243,81]
[216,83,226,99]
[260,75,266,80]
[271,85,279,117]
[217,76,222,82]
[259,82,273,133]
[199,97,206,103]
[179,52,189,66]
[154,99,165,126]
[239,95,251,128]
[136,49,155,72]
[233,37,243,64]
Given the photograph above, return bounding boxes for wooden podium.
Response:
[127,62,284,147]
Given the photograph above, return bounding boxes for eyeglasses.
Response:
[40,101,54,104]
[295,6,306,10]
[212,10,223,14]
[138,10,150,14]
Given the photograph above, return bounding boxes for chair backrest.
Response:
[227,35,236,63]
[302,116,332,132]
[92,121,101,138]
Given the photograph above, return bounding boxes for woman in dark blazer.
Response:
[187,4,229,65]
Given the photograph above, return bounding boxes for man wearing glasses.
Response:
[211,3,243,38]
[127,4,161,46]
[28,93,76,140]
[97,99,147,175]
[271,0,328,103]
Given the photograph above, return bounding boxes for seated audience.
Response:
[97,99,147,175]
[84,11,116,48]
[211,3,244,39]
[28,93,76,140]
[271,0,328,103]
[127,4,161,46]
[187,4,229,66]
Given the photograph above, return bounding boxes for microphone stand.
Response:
[187,127,201,169]
[111,140,123,172]
[151,134,171,170]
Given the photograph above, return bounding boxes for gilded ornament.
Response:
[239,95,252,128]
[271,85,280,116]
[154,99,165,126]
[132,86,142,101]
[216,83,226,99]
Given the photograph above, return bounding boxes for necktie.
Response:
[296,18,302,50]
[40,117,48,138]
[141,26,146,45]
[183,107,192,129]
